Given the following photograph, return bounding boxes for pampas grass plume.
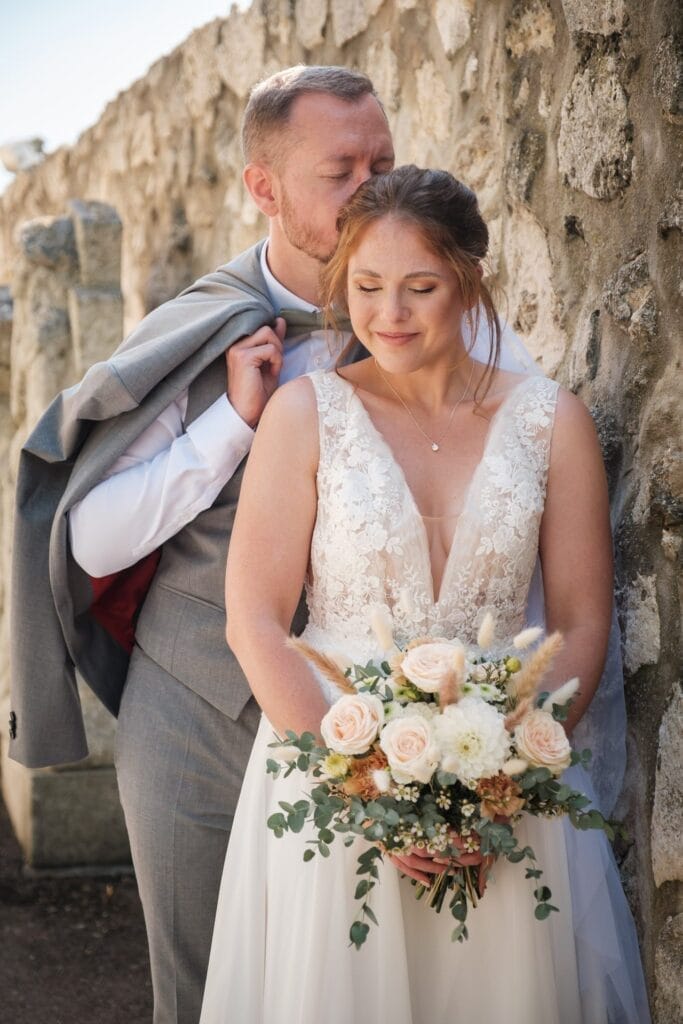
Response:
[370,603,395,652]
[286,636,356,695]
[541,677,580,711]
[477,611,496,649]
[509,631,564,703]
[512,626,543,650]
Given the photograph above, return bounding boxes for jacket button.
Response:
[8,711,17,740]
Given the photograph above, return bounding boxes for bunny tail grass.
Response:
[509,631,564,704]
[286,636,357,695]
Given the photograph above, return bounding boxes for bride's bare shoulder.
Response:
[253,376,319,462]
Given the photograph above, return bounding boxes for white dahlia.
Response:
[434,697,511,785]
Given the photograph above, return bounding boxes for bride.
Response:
[200,166,650,1023]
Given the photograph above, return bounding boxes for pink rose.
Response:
[514,709,572,776]
[379,715,439,784]
[321,694,384,756]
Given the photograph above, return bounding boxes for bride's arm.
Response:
[225,376,329,738]
[539,388,614,733]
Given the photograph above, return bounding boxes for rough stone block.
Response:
[654,35,683,120]
[295,0,328,49]
[505,129,545,203]
[366,32,400,111]
[1,743,130,868]
[331,0,385,47]
[622,573,661,675]
[18,216,78,273]
[655,913,683,1023]
[67,200,122,287]
[558,57,632,200]
[435,0,473,57]
[602,252,658,346]
[33,768,128,868]
[0,285,11,395]
[415,61,452,142]
[216,6,266,99]
[651,689,683,887]
[658,187,683,237]
[505,0,556,58]
[560,0,626,36]
[68,285,123,373]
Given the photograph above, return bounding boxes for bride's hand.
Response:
[388,835,495,895]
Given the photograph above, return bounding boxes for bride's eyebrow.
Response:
[350,269,446,279]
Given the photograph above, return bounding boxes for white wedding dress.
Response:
[200,370,650,1024]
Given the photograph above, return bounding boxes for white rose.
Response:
[401,642,464,694]
[320,693,384,755]
[379,715,440,784]
[434,697,510,784]
[514,709,572,775]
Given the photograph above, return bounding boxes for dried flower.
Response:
[477,611,496,649]
[512,626,543,650]
[477,773,526,818]
[342,750,390,800]
[369,603,395,652]
[541,677,580,712]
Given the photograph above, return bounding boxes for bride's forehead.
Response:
[349,218,447,272]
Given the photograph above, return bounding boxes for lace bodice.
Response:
[303,370,559,665]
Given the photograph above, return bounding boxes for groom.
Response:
[9,66,393,1023]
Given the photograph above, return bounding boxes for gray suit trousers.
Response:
[115,645,260,1024]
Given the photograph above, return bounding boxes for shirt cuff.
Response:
[184,394,254,476]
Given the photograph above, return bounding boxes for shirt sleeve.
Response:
[68,393,254,577]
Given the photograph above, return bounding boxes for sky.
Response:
[0,0,250,193]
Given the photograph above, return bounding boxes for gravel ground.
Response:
[0,791,152,1023]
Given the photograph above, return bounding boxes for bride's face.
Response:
[346,215,467,375]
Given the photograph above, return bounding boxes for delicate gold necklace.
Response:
[373,357,476,452]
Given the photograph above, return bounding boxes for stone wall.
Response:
[0,0,680,1014]
[0,202,130,868]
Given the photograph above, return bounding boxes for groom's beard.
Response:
[280,191,335,264]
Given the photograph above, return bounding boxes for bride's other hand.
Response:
[387,847,447,885]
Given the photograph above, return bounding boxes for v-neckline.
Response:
[334,372,536,607]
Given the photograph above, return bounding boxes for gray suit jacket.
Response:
[10,241,283,768]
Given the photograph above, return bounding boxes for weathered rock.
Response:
[558,57,632,199]
[0,287,11,395]
[18,217,78,272]
[655,914,683,1022]
[651,689,683,887]
[331,0,385,47]
[68,286,123,374]
[435,0,473,58]
[67,200,122,288]
[461,53,479,96]
[658,187,683,237]
[622,573,661,675]
[216,5,266,99]
[0,138,45,174]
[602,252,658,346]
[415,61,452,142]
[505,0,556,58]
[181,21,223,125]
[505,129,545,202]
[559,0,626,36]
[295,0,329,49]
[367,32,400,110]
[653,35,683,120]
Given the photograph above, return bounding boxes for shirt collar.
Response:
[259,241,319,315]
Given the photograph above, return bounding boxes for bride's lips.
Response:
[374,331,419,346]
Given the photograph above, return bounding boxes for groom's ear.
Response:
[243,163,279,218]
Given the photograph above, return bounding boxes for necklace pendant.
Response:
[431,442,440,452]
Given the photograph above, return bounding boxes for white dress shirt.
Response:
[68,243,346,577]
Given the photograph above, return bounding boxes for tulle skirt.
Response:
[200,715,650,1024]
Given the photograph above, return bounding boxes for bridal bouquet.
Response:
[266,610,615,948]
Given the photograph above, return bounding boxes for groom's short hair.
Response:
[242,65,383,166]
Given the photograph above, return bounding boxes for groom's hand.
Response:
[226,317,286,429]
